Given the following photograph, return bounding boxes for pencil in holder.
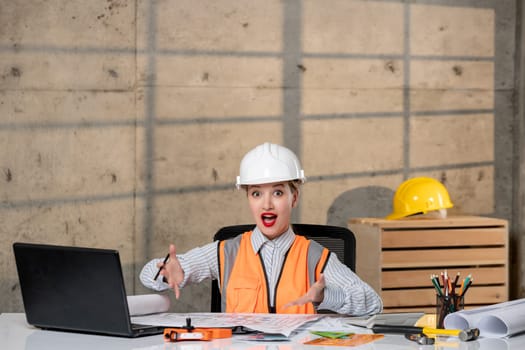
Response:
[436,294,464,329]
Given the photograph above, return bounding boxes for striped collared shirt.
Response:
[140,226,383,315]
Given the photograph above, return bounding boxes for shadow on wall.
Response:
[327,186,394,227]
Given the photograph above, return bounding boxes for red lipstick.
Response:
[261,212,277,227]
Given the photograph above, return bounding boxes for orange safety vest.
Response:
[218,231,330,314]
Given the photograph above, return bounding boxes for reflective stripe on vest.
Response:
[218,231,330,313]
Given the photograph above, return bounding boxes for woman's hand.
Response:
[282,274,326,310]
[157,244,185,298]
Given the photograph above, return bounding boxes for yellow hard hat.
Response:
[386,177,453,220]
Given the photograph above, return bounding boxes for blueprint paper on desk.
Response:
[444,298,525,338]
[345,312,425,328]
[237,333,291,342]
[131,312,322,337]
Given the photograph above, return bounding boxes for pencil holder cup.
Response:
[436,294,464,329]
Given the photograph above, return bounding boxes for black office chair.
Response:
[210,223,356,312]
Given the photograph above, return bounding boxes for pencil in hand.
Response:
[154,253,170,281]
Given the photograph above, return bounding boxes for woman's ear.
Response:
[291,190,300,208]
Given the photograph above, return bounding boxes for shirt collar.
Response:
[251,226,295,254]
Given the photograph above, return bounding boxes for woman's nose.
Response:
[262,193,273,210]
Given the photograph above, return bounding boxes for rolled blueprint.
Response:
[127,294,171,316]
[444,298,525,338]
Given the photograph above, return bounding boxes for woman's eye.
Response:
[251,191,260,197]
[273,190,283,196]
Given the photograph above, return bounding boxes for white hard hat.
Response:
[236,142,306,189]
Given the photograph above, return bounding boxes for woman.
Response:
[140,142,382,315]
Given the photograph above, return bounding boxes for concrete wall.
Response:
[1,0,521,312]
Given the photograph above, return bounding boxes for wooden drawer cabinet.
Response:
[348,216,509,313]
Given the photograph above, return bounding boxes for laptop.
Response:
[12,242,164,337]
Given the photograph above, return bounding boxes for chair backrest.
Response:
[210,223,356,312]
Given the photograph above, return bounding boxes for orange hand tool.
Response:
[163,317,232,342]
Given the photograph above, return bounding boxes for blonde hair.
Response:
[242,180,302,194]
[288,180,302,194]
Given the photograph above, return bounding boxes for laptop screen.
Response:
[13,242,136,336]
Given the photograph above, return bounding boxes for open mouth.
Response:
[261,213,277,227]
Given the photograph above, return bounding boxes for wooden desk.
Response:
[349,216,509,313]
